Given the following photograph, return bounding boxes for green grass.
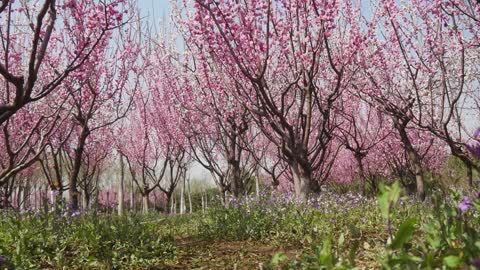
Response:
[0,185,479,269]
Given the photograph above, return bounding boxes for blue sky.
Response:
[138,0,172,23]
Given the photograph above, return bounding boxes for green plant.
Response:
[0,210,177,269]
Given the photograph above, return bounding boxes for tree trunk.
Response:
[227,132,244,198]
[82,191,87,210]
[69,126,89,210]
[354,154,367,196]
[142,192,149,214]
[467,163,473,187]
[290,160,315,199]
[171,196,176,214]
[228,160,243,198]
[220,186,227,206]
[255,169,260,198]
[130,176,135,211]
[118,155,125,215]
[49,188,55,207]
[22,180,30,211]
[153,191,158,211]
[180,179,185,214]
[43,184,48,208]
[15,185,21,209]
[395,120,425,201]
[188,178,192,214]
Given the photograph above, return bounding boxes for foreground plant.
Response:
[0,209,177,269]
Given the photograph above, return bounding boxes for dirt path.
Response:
[165,237,299,269]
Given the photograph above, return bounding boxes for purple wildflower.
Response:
[466,144,480,159]
[71,210,81,218]
[0,255,6,264]
[467,127,480,159]
[458,197,474,212]
[471,258,480,269]
[474,127,480,139]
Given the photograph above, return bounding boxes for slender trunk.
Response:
[86,192,91,210]
[395,120,425,201]
[152,191,158,211]
[22,180,30,211]
[15,185,21,209]
[69,127,89,210]
[33,185,37,209]
[130,176,135,211]
[224,190,229,207]
[17,185,23,209]
[227,134,243,198]
[142,192,149,214]
[118,155,125,215]
[49,188,55,207]
[354,154,366,196]
[255,169,260,198]
[188,178,192,214]
[220,186,227,206]
[92,188,99,212]
[82,191,87,210]
[43,185,48,207]
[467,163,473,187]
[180,179,185,214]
[227,162,237,197]
[174,196,177,214]
[171,196,176,214]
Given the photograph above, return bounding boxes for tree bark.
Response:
[130,176,135,211]
[467,163,473,187]
[118,154,125,215]
[142,192,149,214]
[169,195,173,214]
[15,185,21,209]
[354,154,367,196]
[395,119,425,201]
[290,160,315,199]
[255,168,260,198]
[180,179,185,214]
[188,178,192,214]
[227,160,242,198]
[69,126,89,210]
[82,191,88,210]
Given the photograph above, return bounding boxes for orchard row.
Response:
[0,0,479,211]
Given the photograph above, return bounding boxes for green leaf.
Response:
[378,181,402,219]
[378,184,390,218]
[319,238,334,269]
[270,252,287,265]
[338,233,345,247]
[443,255,461,268]
[348,239,360,266]
[390,218,417,250]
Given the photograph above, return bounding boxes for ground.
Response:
[168,238,299,269]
